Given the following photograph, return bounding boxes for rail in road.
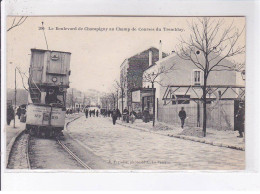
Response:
[7,114,88,170]
[56,139,91,169]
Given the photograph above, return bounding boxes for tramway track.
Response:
[56,138,92,170]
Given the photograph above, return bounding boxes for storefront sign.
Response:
[132,90,141,102]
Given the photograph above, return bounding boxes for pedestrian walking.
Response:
[116,109,121,120]
[20,106,27,123]
[16,106,21,119]
[85,108,89,118]
[178,107,186,129]
[93,109,96,117]
[112,109,118,125]
[96,110,99,117]
[143,108,149,123]
[123,107,129,123]
[130,110,136,124]
[7,105,14,125]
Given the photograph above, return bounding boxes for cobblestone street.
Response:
[66,116,245,170]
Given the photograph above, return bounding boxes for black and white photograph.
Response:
[2,0,260,191]
[4,16,246,171]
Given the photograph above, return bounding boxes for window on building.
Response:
[172,95,190,105]
[192,70,203,85]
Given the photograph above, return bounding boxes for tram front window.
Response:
[45,89,64,106]
[57,95,64,106]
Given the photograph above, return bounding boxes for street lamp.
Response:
[10,62,17,128]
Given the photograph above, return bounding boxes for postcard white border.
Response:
[1,0,260,190]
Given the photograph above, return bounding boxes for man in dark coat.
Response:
[123,107,129,123]
[85,109,89,118]
[143,108,149,123]
[178,107,186,128]
[7,105,14,125]
[112,109,118,125]
[236,103,245,138]
[16,106,21,119]
[116,109,121,120]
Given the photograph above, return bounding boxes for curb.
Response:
[64,115,83,130]
[118,122,245,151]
[6,129,26,168]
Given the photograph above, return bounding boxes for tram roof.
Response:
[31,48,71,54]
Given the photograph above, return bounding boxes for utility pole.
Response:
[83,94,85,109]
[121,89,124,117]
[152,82,155,127]
[116,90,119,109]
[14,68,17,128]
[71,88,74,112]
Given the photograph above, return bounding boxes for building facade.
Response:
[143,52,245,130]
[119,43,167,112]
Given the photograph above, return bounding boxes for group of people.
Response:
[84,107,123,125]
[6,104,27,125]
[66,108,82,115]
[100,109,121,118]
[84,109,99,118]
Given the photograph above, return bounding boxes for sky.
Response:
[6,16,245,93]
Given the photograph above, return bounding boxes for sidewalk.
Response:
[117,119,245,151]
[5,116,26,147]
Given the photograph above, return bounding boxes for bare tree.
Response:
[177,17,245,137]
[7,17,28,32]
[234,62,246,81]
[115,76,127,116]
[112,83,120,109]
[143,64,175,126]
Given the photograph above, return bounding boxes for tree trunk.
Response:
[121,89,124,120]
[113,97,116,109]
[202,76,207,137]
[152,82,155,127]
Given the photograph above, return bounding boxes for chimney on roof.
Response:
[149,50,152,66]
[159,40,162,61]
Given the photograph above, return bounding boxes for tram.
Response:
[25,49,71,138]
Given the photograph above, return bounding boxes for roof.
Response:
[31,48,71,54]
[144,52,177,71]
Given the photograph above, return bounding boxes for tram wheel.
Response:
[40,130,46,138]
[45,128,51,139]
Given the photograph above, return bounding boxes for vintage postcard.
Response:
[5,16,245,171]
